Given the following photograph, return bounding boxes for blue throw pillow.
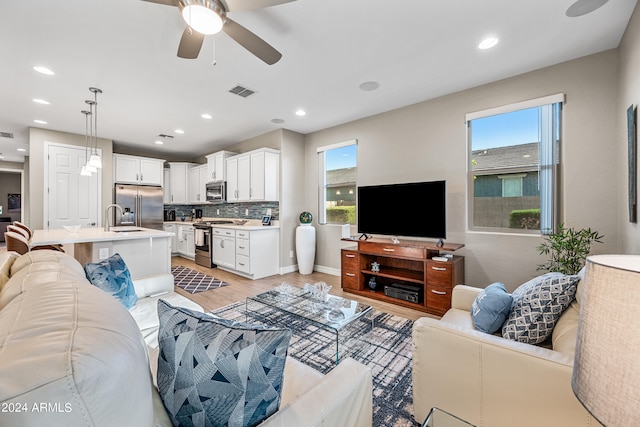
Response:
[471,282,513,333]
[157,299,291,427]
[84,253,138,309]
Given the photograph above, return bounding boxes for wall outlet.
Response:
[289,250,294,258]
[245,208,249,216]
[266,208,272,216]
[99,248,109,260]
[216,209,220,215]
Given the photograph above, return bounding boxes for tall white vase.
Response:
[296,223,316,275]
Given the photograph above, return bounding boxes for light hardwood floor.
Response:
[172,256,437,322]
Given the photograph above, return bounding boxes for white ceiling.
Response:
[0,0,636,163]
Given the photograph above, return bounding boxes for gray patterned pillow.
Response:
[502,273,580,344]
[157,299,291,427]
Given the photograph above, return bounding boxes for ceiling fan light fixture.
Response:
[180,1,225,35]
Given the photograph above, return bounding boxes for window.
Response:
[467,94,563,233]
[317,140,357,225]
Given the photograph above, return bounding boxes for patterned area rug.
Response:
[171,266,230,294]
[212,301,416,427]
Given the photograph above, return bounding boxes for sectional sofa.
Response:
[0,250,372,426]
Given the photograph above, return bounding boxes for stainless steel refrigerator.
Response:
[114,184,164,230]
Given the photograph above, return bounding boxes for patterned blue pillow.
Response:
[471,282,513,333]
[84,253,138,309]
[502,273,580,344]
[157,299,291,427]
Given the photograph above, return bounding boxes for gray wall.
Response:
[304,49,619,291]
[618,2,640,254]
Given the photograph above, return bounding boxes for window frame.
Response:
[466,94,564,235]
[316,139,358,225]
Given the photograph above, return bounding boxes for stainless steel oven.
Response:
[206,181,226,203]
[194,223,213,267]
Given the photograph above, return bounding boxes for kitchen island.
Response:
[30,227,173,278]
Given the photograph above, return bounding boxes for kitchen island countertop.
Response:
[30,227,173,246]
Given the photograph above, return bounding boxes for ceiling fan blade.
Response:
[223,18,282,65]
[140,0,179,6]
[223,0,295,12]
[177,27,205,59]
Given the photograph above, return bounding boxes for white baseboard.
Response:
[279,264,341,277]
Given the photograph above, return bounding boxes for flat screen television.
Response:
[357,180,446,240]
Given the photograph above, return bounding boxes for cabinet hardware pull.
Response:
[346,273,355,277]
[238,263,245,266]
[431,290,447,295]
[431,267,447,271]
[238,246,245,250]
[382,248,395,252]
[140,174,143,181]
[346,254,355,258]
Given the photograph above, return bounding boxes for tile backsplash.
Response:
[164,202,279,220]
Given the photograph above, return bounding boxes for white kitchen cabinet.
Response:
[163,223,177,254]
[175,224,194,259]
[188,164,208,204]
[226,148,279,202]
[233,228,279,279]
[168,162,196,204]
[113,154,165,186]
[205,150,236,182]
[163,169,171,204]
[212,228,236,269]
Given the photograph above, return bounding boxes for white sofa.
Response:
[0,250,373,427]
[412,283,603,427]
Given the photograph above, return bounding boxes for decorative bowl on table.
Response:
[233,219,248,225]
[63,225,81,233]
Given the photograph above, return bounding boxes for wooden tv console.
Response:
[341,238,464,316]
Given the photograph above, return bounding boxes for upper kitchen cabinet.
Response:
[205,150,237,183]
[168,162,197,204]
[113,154,165,186]
[226,148,279,202]
[188,164,209,204]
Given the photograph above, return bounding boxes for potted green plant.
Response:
[537,223,604,275]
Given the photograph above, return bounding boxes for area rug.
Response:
[212,301,416,427]
[171,266,230,294]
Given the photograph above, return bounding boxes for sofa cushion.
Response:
[471,282,513,333]
[502,273,580,344]
[10,249,85,277]
[157,299,291,427]
[85,253,138,309]
[0,252,18,291]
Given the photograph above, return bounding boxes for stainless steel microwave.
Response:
[206,181,226,203]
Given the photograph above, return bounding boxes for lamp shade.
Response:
[181,2,224,35]
[572,254,640,426]
[88,154,102,169]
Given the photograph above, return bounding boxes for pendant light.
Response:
[84,99,97,174]
[80,110,92,176]
[87,87,102,169]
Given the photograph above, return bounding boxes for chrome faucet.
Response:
[104,204,123,231]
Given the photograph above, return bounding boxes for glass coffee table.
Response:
[246,287,373,365]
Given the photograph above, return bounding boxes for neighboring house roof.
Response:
[327,167,356,187]
[472,142,539,172]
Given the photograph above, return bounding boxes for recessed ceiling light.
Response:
[271,118,285,124]
[33,66,54,75]
[33,98,50,105]
[359,81,380,91]
[33,119,47,124]
[201,113,213,119]
[174,129,184,134]
[155,140,164,145]
[17,148,26,152]
[295,109,306,117]
[478,37,499,50]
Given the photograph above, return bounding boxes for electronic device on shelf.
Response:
[384,283,423,304]
[261,215,272,226]
[357,180,446,240]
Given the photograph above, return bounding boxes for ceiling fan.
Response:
[142,0,295,65]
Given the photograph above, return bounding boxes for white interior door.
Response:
[46,143,101,229]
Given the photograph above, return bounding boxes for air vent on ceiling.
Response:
[229,85,255,98]
[158,134,174,139]
[0,132,14,139]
